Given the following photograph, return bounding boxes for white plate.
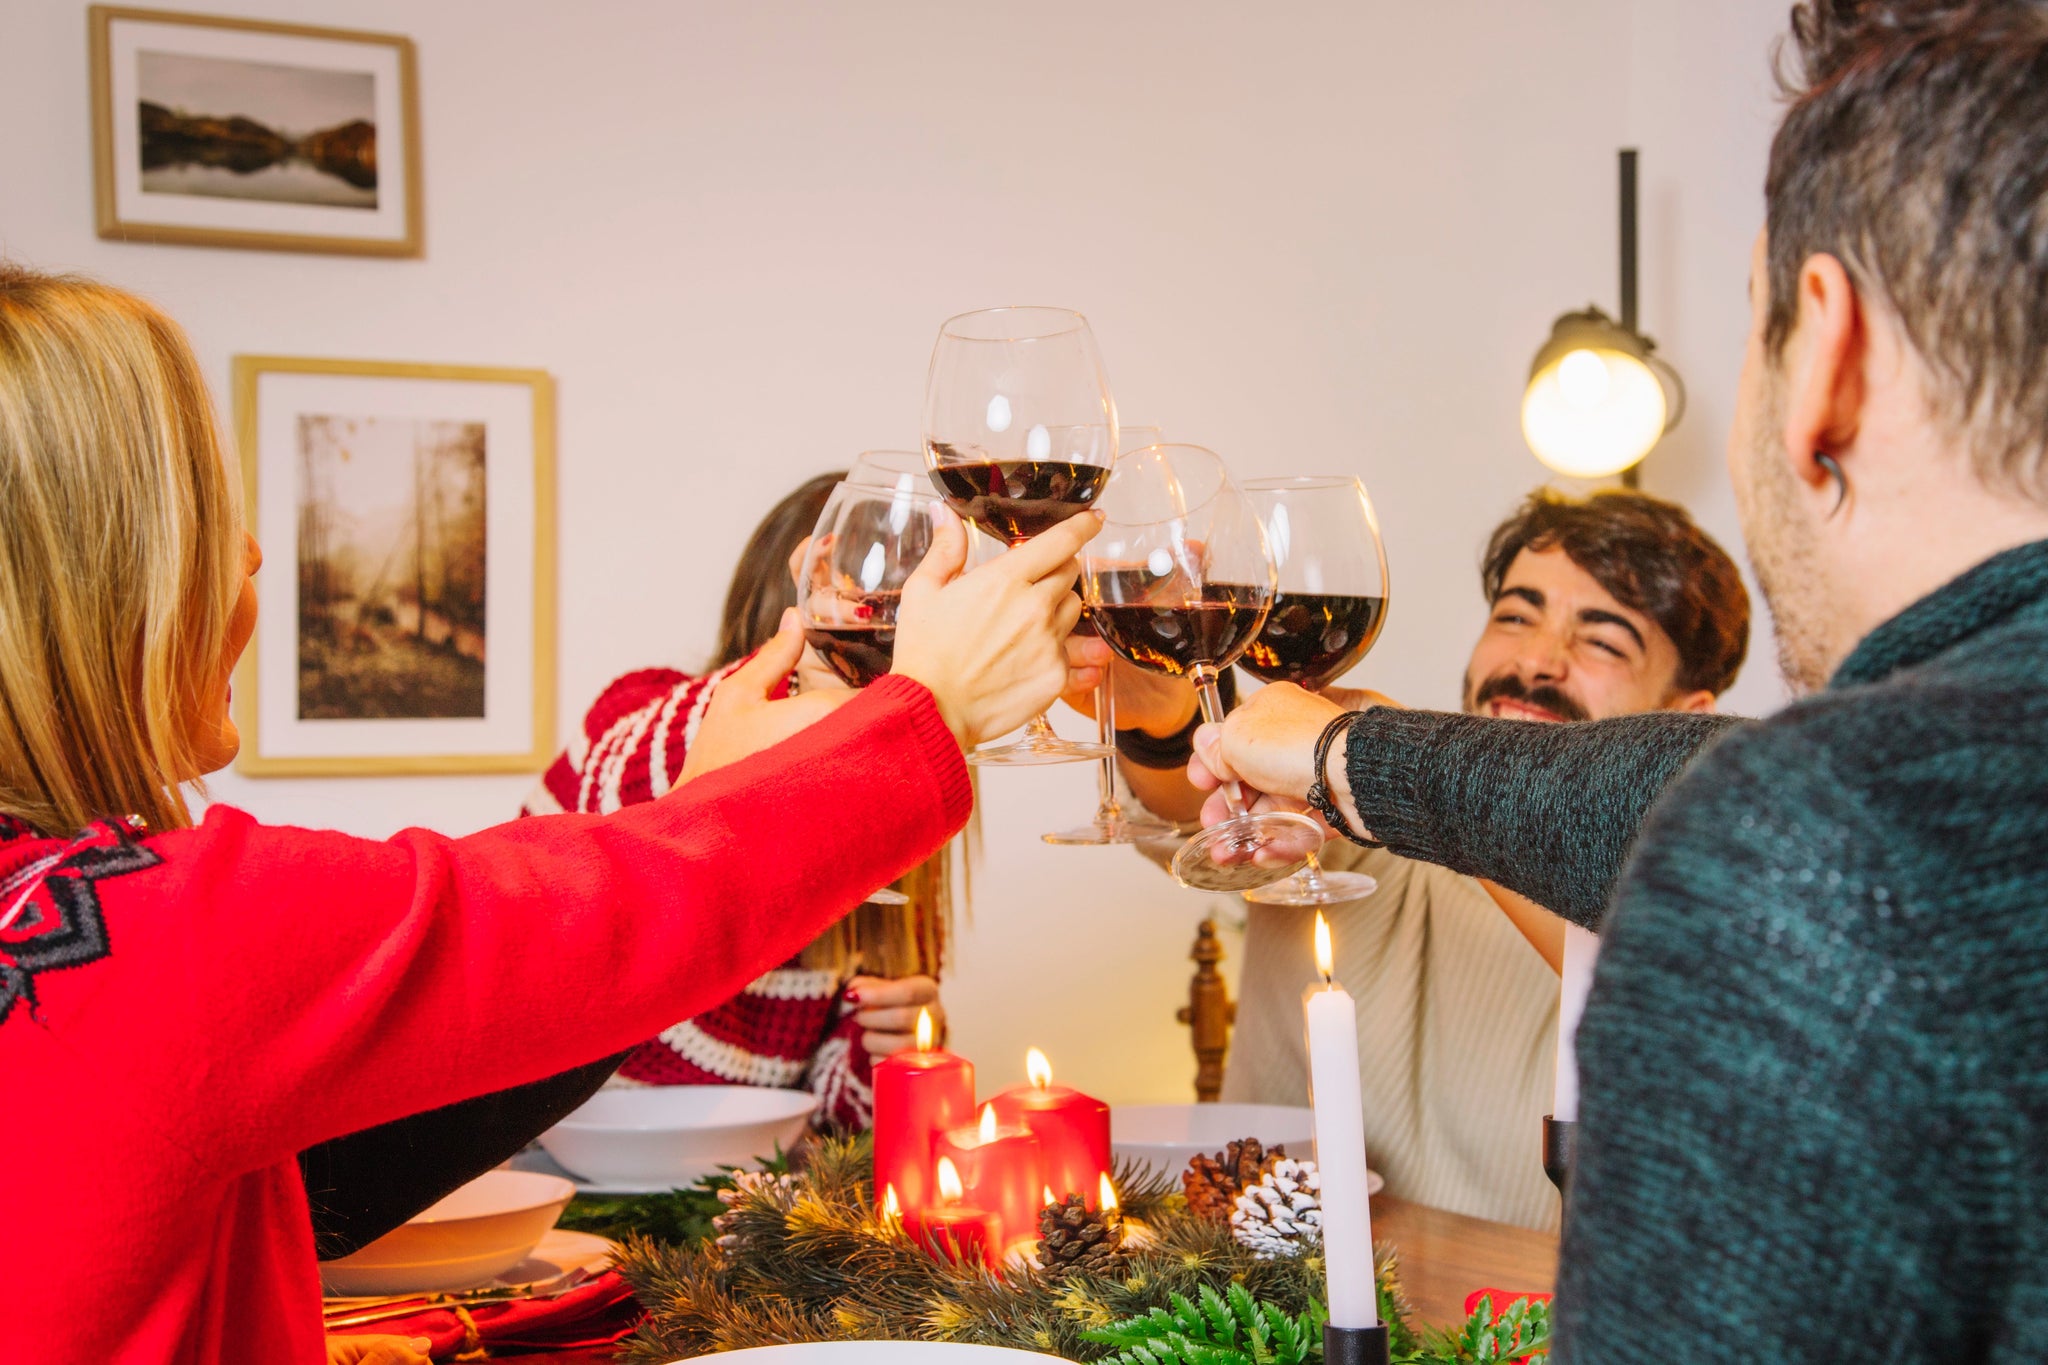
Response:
[318,1169,577,1297]
[324,1227,614,1305]
[1112,1102,1384,1194]
[538,1085,817,1188]
[664,1344,1074,1362]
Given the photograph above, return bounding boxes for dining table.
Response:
[504,1192,1558,1362]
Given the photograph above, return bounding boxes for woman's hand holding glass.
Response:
[845,973,945,1060]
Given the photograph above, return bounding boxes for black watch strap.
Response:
[1115,669,1238,769]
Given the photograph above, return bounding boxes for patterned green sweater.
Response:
[1341,537,2048,1362]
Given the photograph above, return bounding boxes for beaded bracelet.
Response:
[1308,711,1382,847]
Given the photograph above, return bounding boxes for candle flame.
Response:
[936,1156,965,1204]
[916,1008,935,1052]
[1043,1185,1056,1208]
[1026,1047,1053,1089]
[979,1103,998,1141]
[882,1185,901,1220]
[1314,911,1334,981]
[1099,1174,1119,1214]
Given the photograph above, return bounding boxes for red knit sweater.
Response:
[521,662,889,1128]
[0,677,969,1365]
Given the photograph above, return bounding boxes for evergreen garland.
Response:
[603,1134,1548,1363]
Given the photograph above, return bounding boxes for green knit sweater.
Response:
[1342,537,2048,1362]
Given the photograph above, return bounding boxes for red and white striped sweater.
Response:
[522,662,876,1128]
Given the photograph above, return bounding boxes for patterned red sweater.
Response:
[521,663,878,1128]
[3,677,970,1364]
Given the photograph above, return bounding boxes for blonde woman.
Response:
[0,264,1097,1365]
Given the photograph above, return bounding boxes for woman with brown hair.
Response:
[0,263,1096,1365]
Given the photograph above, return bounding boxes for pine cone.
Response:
[1036,1193,1125,1275]
[1182,1137,1289,1223]
[1229,1157,1323,1260]
[712,1169,800,1252]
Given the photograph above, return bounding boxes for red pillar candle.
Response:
[987,1048,1112,1205]
[872,1009,974,1215]
[935,1104,1045,1257]
[896,1160,1000,1268]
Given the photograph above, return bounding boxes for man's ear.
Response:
[1779,252,1867,496]
[1667,689,1718,715]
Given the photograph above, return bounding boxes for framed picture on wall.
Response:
[231,357,556,776]
[89,6,422,255]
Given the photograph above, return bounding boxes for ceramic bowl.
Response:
[1111,1102,1319,1180]
[538,1085,818,1189]
[318,1168,575,1296]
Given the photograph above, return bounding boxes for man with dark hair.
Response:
[1086,488,1749,1231]
[1195,2,2048,1357]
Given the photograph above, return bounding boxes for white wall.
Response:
[0,0,1790,1104]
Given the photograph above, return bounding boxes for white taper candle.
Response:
[1304,912,1376,1329]
[1553,922,1600,1122]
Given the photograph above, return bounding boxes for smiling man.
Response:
[1091,487,1748,1231]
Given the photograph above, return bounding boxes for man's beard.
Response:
[1464,671,1591,723]
[1740,388,1834,694]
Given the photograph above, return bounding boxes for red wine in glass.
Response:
[1237,593,1388,692]
[802,590,899,688]
[927,454,1110,544]
[1089,585,1270,678]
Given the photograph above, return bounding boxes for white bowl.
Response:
[539,1085,818,1188]
[318,1168,575,1296]
[1111,1103,1319,1181]
[668,1345,1073,1362]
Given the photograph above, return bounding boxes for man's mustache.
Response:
[1471,672,1590,723]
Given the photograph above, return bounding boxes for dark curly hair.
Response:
[1482,490,1752,696]
[1766,0,2048,497]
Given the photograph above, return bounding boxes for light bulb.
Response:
[1521,347,1668,479]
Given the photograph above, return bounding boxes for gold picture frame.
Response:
[232,357,556,776]
[90,6,423,256]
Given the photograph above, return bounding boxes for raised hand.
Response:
[891,507,1101,748]
[677,611,855,786]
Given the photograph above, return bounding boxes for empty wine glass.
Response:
[924,306,1117,765]
[1044,425,1177,845]
[1082,445,1319,892]
[797,481,936,906]
[1237,477,1391,906]
[847,449,931,494]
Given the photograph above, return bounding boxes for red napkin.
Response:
[1462,1288,1554,1362]
[329,1270,642,1360]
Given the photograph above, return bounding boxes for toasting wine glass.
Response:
[1236,476,1391,906]
[797,481,936,906]
[924,306,1117,766]
[847,449,931,494]
[1044,425,1176,845]
[1082,445,1321,892]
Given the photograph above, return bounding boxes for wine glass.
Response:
[796,481,935,906]
[1236,477,1391,906]
[1082,445,1320,892]
[923,306,1117,765]
[847,449,930,494]
[1044,425,1177,845]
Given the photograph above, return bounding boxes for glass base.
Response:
[966,735,1114,767]
[1243,869,1379,906]
[1042,810,1179,846]
[865,888,909,906]
[1170,811,1321,892]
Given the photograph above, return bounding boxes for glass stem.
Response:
[1024,713,1059,742]
[1094,675,1121,822]
[1299,851,1327,890]
[1191,664,1248,820]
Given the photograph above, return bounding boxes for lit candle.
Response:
[1303,912,1375,1330]
[900,1157,1000,1268]
[873,1009,975,1216]
[936,1104,1045,1257]
[1553,924,1600,1122]
[987,1048,1112,1204]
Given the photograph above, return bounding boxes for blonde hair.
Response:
[0,264,241,836]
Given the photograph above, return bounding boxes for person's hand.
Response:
[1059,652,1197,735]
[891,508,1100,747]
[326,1335,434,1365]
[1188,682,1404,842]
[845,974,943,1060]
[676,611,855,786]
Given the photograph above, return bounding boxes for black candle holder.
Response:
[1542,1114,1577,1195]
[1324,1323,1390,1365]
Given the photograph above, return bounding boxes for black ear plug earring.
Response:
[1816,452,1849,517]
